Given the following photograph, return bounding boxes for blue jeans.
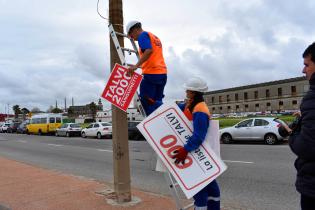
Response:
[139,74,167,116]
[193,180,220,210]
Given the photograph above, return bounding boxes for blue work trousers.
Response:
[139,74,167,116]
[193,180,220,210]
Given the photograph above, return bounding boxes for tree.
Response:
[31,107,41,113]
[67,107,74,118]
[51,107,63,113]
[12,105,21,119]
[89,102,98,121]
[47,105,54,113]
[21,108,30,120]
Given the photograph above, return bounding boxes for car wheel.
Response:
[55,132,59,137]
[97,132,102,139]
[81,132,86,138]
[38,130,42,136]
[265,133,277,145]
[26,129,30,135]
[66,132,70,137]
[221,133,232,144]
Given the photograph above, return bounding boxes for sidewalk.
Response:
[0,157,181,210]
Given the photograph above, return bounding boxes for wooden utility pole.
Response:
[108,0,131,203]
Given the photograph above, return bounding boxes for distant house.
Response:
[0,114,14,122]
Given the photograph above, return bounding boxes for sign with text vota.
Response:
[101,64,142,112]
[137,103,227,198]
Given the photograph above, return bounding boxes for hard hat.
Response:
[183,76,208,92]
[126,20,141,35]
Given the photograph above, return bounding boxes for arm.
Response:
[289,112,315,161]
[184,112,209,152]
[128,32,152,71]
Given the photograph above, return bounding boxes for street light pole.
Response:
[108,0,131,203]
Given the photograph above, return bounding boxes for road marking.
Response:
[17,140,27,143]
[97,149,113,153]
[223,160,254,164]
[47,144,63,147]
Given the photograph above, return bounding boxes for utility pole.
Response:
[108,0,131,203]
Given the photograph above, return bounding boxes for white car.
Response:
[81,122,112,139]
[0,123,11,133]
[219,117,286,145]
[56,123,82,137]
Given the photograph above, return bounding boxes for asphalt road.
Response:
[0,133,299,210]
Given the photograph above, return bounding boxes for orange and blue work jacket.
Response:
[178,101,211,152]
[138,32,167,75]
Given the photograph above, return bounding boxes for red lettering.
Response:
[160,135,192,170]
[160,135,177,148]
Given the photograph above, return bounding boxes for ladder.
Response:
[108,24,146,117]
[108,24,193,210]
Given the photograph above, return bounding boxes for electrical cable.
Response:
[97,0,124,28]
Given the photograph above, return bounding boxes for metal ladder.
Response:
[108,24,146,117]
[109,24,193,210]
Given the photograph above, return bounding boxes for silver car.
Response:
[56,123,82,137]
[220,117,286,145]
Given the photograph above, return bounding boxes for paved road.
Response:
[0,133,299,209]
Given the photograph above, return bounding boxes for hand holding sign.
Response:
[101,64,142,112]
[137,103,227,198]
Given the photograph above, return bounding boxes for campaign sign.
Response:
[101,64,142,111]
[137,103,227,198]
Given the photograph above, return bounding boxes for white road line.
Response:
[17,140,27,143]
[97,149,113,153]
[47,144,63,147]
[223,160,254,164]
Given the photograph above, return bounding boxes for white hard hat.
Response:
[126,20,141,35]
[183,76,208,92]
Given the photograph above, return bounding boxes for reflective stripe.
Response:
[194,206,207,210]
[208,196,220,202]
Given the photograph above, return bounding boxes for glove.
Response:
[172,146,188,164]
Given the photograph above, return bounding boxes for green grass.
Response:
[217,115,296,129]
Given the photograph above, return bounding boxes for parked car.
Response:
[16,120,30,134]
[0,123,11,133]
[219,117,286,145]
[56,123,82,137]
[81,122,112,139]
[7,122,22,133]
[128,121,144,140]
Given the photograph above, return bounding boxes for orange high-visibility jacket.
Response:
[139,32,167,75]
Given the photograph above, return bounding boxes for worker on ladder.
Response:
[172,76,221,210]
[126,21,167,116]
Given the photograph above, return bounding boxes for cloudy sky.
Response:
[1,0,314,113]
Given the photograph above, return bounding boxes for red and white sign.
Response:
[101,64,142,112]
[137,103,227,198]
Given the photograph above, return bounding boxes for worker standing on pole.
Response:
[126,21,167,116]
[172,76,221,210]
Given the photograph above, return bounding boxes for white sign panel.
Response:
[137,103,227,198]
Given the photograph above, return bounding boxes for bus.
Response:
[26,113,63,135]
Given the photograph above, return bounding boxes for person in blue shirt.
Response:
[173,76,220,210]
[126,21,167,116]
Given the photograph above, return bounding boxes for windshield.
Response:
[274,118,287,125]
[70,124,81,128]
[102,123,111,127]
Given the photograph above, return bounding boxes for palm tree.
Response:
[12,105,21,119]
[21,108,30,120]
[89,102,98,121]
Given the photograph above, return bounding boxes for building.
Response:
[67,99,103,119]
[95,108,144,122]
[0,114,14,122]
[204,77,309,114]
